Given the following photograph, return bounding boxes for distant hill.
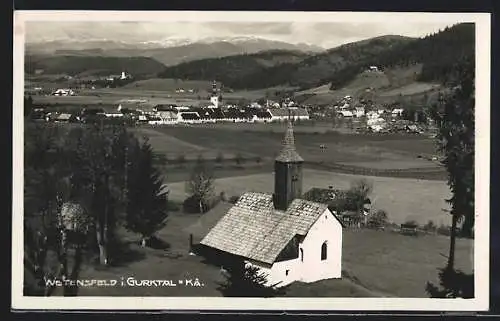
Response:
[326,23,475,90]
[157,50,310,85]
[156,23,475,91]
[25,37,324,66]
[24,55,166,77]
[157,35,416,89]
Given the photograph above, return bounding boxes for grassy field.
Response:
[294,64,442,107]
[145,125,442,170]
[65,211,472,298]
[29,79,295,108]
[166,169,452,226]
[378,83,441,97]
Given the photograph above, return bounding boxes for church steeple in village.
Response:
[273,114,304,211]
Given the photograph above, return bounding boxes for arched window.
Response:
[321,242,327,261]
[300,248,304,262]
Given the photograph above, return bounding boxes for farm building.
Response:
[252,110,273,123]
[268,107,310,122]
[302,187,372,228]
[53,113,77,123]
[104,110,124,118]
[179,112,202,124]
[155,111,179,124]
[188,120,343,287]
[52,88,75,96]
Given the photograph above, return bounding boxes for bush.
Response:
[367,209,388,229]
[437,224,451,236]
[403,220,418,227]
[176,154,186,165]
[423,220,437,233]
[183,195,210,214]
[215,152,224,164]
[167,201,181,212]
[228,195,240,204]
[234,152,244,165]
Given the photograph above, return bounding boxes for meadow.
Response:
[166,169,452,226]
[63,211,472,298]
[143,125,443,171]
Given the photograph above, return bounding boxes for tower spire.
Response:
[273,107,304,211]
[275,114,303,163]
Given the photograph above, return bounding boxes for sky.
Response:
[25,21,458,49]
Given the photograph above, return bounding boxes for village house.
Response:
[268,107,310,122]
[151,105,180,124]
[187,119,343,287]
[53,113,77,123]
[354,106,365,118]
[252,110,273,123]
[104,110,124,118]
[52,88,75,96]
[178,112,202,124]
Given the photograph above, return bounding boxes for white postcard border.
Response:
[12,10,491,311]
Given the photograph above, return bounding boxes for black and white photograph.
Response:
[12,11,490,311]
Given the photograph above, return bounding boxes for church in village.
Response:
[187,119,343,287]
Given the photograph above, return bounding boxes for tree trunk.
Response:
[59,230,68,280]
[64,246,82,296]
[199,199,204,214]
[95,221,108,265]
[447,213,458,270]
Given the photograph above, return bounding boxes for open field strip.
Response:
[167,169,452,226]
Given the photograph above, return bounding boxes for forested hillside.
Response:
[327,23,475,89]
[156,23,474,91]
[156,50,309,86]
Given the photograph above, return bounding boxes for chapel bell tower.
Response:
[273,115,304,211]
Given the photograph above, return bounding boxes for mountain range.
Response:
[157,23,475,90]
[25,36,324,66]
[25,23,474,93]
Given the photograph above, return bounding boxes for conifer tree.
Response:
[217,259,288,297]
[426,54,474,298]
[125,137,169,246]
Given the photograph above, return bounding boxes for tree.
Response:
[176,154,186,167]
[215,151,224,164]
[426,55,475,298]
[24,124,68,295]
[196,154,205,163]
[185,161,216,213]
[368,209,388,229]
[24,95,34,118]
[234,152,244,166]
[69,123,127,265]
[431,55,475,264]
[125,138,169,246]
[217,259,288,297]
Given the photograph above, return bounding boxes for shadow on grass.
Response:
[143,235,171,251]
[106,241,147,268]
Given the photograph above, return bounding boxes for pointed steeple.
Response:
[275,116,304,163]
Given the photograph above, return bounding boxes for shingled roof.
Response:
[269,108,309,117]
[275,120,304,163]
[199,192,329,265]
